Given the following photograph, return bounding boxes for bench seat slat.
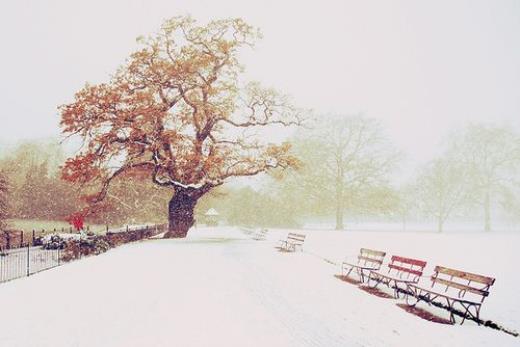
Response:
[408,284,484,305]
[432,277,490,297]
[287,236,305,241]
[342,261,380,271]
[371,271,420,283]
[358,255,384,265]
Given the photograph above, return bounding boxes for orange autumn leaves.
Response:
[60,16,303,209]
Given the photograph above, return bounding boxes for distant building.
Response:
[204,208,220,226]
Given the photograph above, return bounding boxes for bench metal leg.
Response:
[405,285,421,307]
[367,271,382,289]
[458,302,481,325]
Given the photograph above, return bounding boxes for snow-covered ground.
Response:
[0,227,517,347]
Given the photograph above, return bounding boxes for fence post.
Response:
[106,225,109,233]
[126,225,129,233]
[20,230,23,248]
[6,232,10,250]
[26,244,30,276]
[32,230,35,246]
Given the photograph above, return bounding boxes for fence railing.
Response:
[0,223,167,284]
[0,246,60,283]
[0,223,168,251]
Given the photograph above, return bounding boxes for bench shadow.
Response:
[396,303,453,325]
[357,285,394,299]
[334,274,362,285]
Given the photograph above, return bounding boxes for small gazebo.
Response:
[204,208,220,226]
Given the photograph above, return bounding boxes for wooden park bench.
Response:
[341,248,386,282]
[252,228,268,241]
[278,233,306,252]
[405,266,495,324]
[367,255,427,298]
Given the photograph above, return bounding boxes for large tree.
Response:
[60,17,303,238]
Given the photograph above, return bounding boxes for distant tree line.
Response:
[1,120,520,233]
[0,140,170,229]
[196,118,520,232]
[409,124,520,232]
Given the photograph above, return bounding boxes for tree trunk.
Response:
[164,188,201,238]
[335,202,344,230]
[335,184,344,231]
[484,190,491,232]
[437,217,443,233]
[335,166,344,231]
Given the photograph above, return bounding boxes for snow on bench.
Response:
[405,266,495,325]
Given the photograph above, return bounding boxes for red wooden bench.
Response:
[367,255,427,298]
[341,248,386,282]
[405,266,495,324]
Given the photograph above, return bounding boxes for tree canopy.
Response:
[60,16,303,237]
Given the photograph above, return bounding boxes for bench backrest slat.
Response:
[360,248,386,258]
[357,248,386,267]
[391,255,427,268]
[386,255,427,281]
[431,266,495,301]
[286,233,306,244]
[388,264,424,277]
[434,266,495,286]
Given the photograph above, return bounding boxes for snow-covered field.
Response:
[0,227,518,347]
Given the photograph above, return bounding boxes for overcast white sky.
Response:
[0,0,519,164]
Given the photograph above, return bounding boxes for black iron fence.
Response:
[0,223,167,284]
[0,246,60,283]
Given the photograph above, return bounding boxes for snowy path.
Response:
[0,228,517,347]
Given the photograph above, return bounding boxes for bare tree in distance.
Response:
[448,124,520,231]
[290,115,399,230]
[60,16,304,238]
[414,157,473,232]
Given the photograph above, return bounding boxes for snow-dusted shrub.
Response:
[61,236,111,261]
[80,237,111,255]
[41,234,68,250]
